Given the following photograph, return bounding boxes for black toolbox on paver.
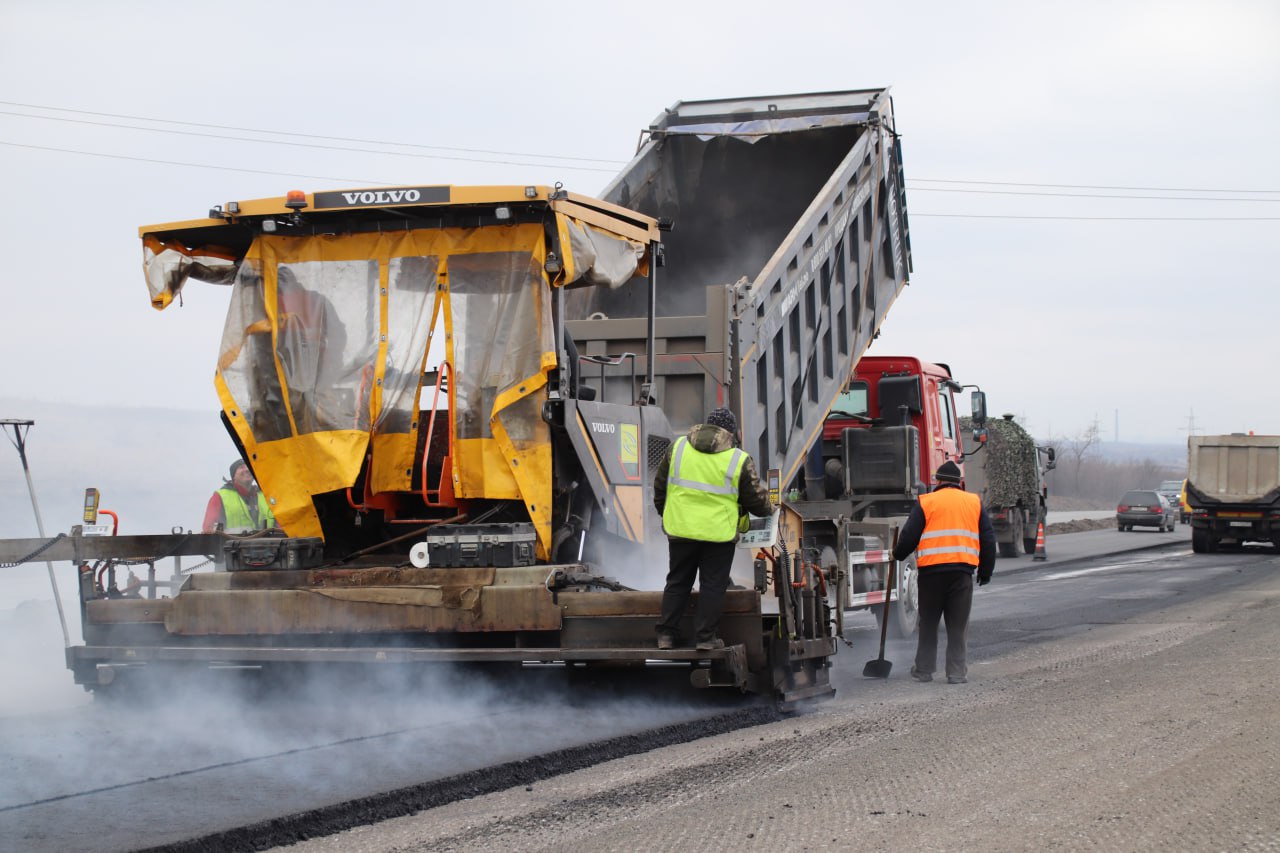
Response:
[425,523,536,568]
[224,537,325,571]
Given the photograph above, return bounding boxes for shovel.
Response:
[863,561,894,678]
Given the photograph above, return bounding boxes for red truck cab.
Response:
[819,356,972,498]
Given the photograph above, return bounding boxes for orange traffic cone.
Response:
[1032,521,1048,562]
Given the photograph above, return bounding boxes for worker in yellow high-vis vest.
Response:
[202,459,276,533]
[892,459,995,684]
[653,407,773,652]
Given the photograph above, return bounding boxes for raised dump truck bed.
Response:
[568,89,911,490]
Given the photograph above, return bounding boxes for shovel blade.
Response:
[862,658,893,679]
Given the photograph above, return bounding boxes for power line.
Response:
[913,177,1280,195]
[0,109,618,173]
[908,186,1280,202]
[0,101,627,165]
[912,212,1280,221]
[0,141,380,184]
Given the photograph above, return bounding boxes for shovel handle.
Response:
[877,560,894,657]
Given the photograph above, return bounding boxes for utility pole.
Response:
[2,419,71,646]
[1177,409,1200,443]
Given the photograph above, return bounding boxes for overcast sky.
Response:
[1,0,1276,445]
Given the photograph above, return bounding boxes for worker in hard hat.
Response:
[202,459,276,533]
[653,407,774,652]
[892,459,996,684]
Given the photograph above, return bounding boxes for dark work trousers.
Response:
[656,538,737,644]
[914,568,975,680]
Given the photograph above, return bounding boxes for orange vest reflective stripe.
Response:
[917,488,981,567]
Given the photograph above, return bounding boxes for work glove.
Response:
[977,567,993,586]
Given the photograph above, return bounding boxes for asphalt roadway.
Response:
[271,520,1280,853]
[0,521,1203,852]
[1007,518,1191,572]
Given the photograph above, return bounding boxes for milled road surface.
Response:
[0,664,764,853]
[274,543,1280,852]
[4,527,1271,852]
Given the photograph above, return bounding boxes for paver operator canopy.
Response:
[140,185,660,557]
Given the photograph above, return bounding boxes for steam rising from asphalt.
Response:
[0,569,721,853]
[591,531,771,617]
[0,594,89,718]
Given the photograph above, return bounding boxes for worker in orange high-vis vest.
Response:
[892,459,995,684]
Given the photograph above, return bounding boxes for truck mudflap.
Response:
[840,548,894,609]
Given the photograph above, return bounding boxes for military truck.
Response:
[960,413,1054,557]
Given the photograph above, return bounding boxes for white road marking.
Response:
[1037,550,1193,581]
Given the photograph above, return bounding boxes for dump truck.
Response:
[1186,434,1280,553]
[0,89,912,707]
[797,355,986,637]
[959,413,1054,557]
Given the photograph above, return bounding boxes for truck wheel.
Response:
[998,516,1026,558]
[1191,528,1211,553]
[875,554,918,639]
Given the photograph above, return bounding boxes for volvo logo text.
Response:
[312,186,449,209]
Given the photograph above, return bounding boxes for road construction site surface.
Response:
[262,525,1280,853]
[9,524,1276,852]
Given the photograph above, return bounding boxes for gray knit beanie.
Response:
[706,407,738,433]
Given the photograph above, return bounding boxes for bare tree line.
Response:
[1043,424,1184,507]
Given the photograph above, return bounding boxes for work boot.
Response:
[910,666,933,683]
[947,676,968,684]
[656,634,676,651]
[695,637,725,652]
